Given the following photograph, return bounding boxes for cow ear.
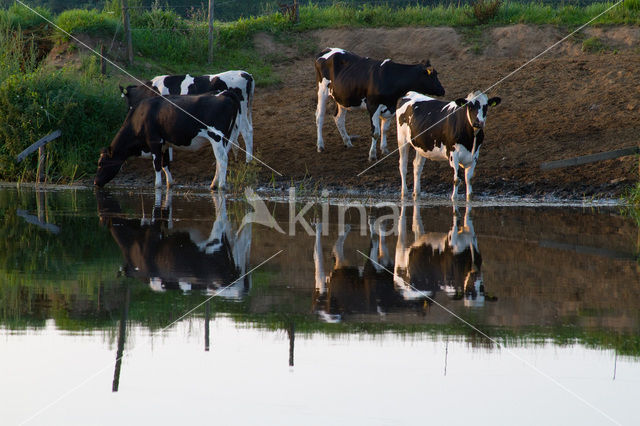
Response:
[488,97,501,107]
[455,98,467,107]
[422,59,431,67]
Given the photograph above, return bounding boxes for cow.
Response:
[314,47,445,161]
[394,204,494,307]
[396,90,501,201]
[120,70,254,163]
[97,191,252,299]
[94,90,240,190]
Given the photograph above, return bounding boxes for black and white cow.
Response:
[97,191,252,299]
[314,47,445,161]
[120,70,254,163]
[396,91,501,201]
[394,204,491,306]
[95,90,240,189]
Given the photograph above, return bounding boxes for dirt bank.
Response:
[112,25,640,199]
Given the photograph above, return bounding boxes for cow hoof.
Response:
[344,141,353,148]
[368,155,377,162]
[317,146,324,153]
[381,147,390,155]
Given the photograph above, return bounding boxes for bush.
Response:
[468,0,503,24]
[0,22,38,82]
[0,69,126,182]
[132,8,187,30]
[624,0,640,11]
[54,9,118,40]
[0,3,52,29]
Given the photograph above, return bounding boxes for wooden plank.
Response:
[541,146,640,170]
[16,130,61,163]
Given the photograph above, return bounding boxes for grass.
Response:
[1,1,640,183]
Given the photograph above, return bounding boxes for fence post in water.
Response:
[16,130,62,184]
[208,0,214,64]
[36,146,46,184]
[122,0,134,66]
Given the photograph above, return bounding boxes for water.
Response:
[1,186,639,425]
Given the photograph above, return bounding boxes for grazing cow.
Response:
[314,47,445,161]
[394,204,493,307]
[95,90,240,189]
[97,191,252,299]
[312,219,427,322]
[397,91,501,201]
[120,70,254,163]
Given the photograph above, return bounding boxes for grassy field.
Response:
[0,1,639,184]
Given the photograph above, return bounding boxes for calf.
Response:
[95,90,240,189]
[315,47,445,161]
[120,70,254,163]
[396,91,501,201]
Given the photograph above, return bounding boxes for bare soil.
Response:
[109,25,640,199]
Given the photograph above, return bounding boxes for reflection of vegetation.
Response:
[1,188,640,358]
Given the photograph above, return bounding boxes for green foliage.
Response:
[624,0,640,11]
[0,3,52,29]
[54,8,118,40]
[581,36,607,52]
[0,69,126,182]
[468,0,503,24]
[131,7,187,30]
[0,23,38,81]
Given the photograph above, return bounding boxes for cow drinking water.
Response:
[315,48,445,161]
[396,91,501,201]
[94,90,240,190]
[120,70,254,163]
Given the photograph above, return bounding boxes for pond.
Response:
[1,185,639,425]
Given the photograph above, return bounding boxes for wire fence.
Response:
[1,0,621,22]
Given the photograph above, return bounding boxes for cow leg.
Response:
[379,115,392,155]
[449,151,461,202]
[368,105,384,162]
[412,153,426,200]
[240,113,254,163]
[333,104,352,148]
[464,160,477,202]
[208,131,231,191]
[315,78,330,152]
[150,142,164,188]
[398,124,410,199]
[162,147,173,188]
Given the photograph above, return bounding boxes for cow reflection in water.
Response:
[98,190,251,298]
[394,205,489,307]
[313,205,492,322]
[313,219,427,322]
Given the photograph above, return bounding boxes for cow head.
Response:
[455,91,501,129]
[120,83,157,110]
[416,60,445,97]
[94,147,124,187]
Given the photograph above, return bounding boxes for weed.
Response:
[581,36,607,53]
[468,0,503,24]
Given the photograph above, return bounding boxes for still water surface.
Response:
[1,186,639,425]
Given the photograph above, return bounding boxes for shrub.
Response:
[468,0,503,24]
[132,8,187,30]
[0,69,126,182]
[0,3,52,29]
[624,0,640,11]
[54,9,118,40]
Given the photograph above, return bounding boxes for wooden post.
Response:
[294,0,299,23]
[36,145,46,184]
[122,0,134,66]
[208,0,214,64]
[100,44,106,75]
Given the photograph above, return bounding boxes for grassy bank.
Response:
[1,1,640,183]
